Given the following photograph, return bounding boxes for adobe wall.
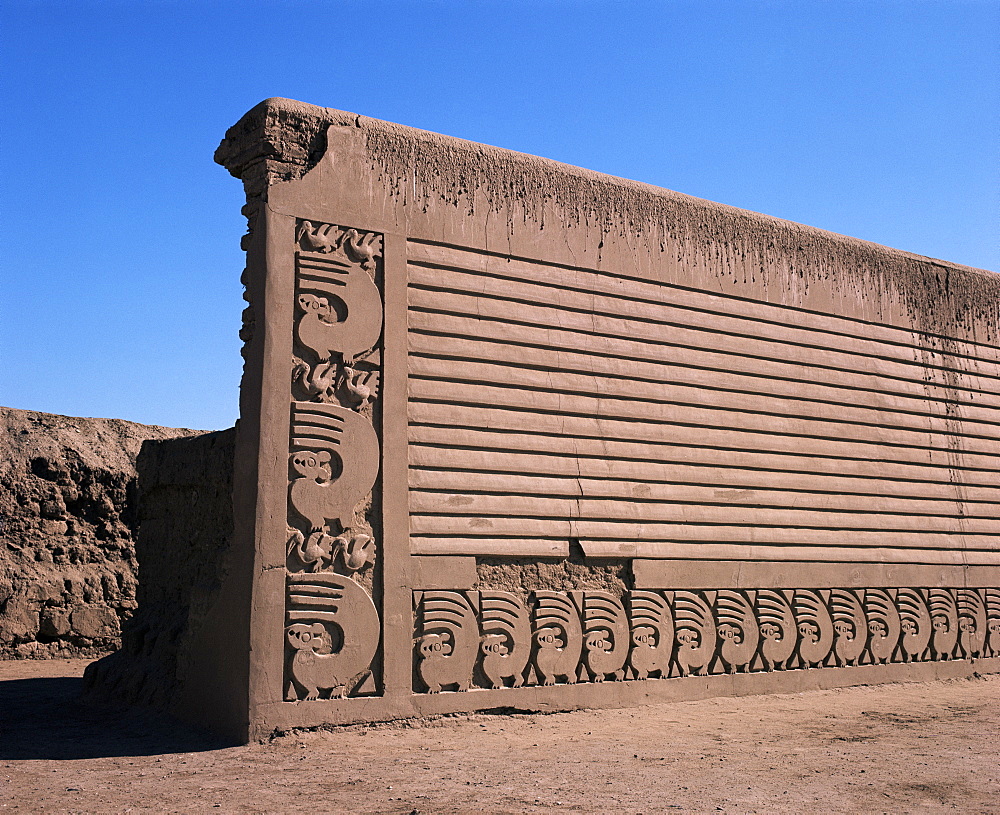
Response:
[96,98,1000,742]
[0,407,197,658]
[84,429,236,709]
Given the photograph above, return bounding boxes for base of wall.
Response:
[258,656,999,736]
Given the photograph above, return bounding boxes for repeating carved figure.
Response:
[927,589,959,660]
[830,589,867,667]
[531,591,583,685]
[896,588,932,662]
[985,589,1000,658]
[478,591,531,689]
[293,358,339,403]
[864,589,902,664]
[288,402,380,532]
[414,591,479,693]
[282,220,383,703]
[755,590,797,671]
[673,591,717,676]
[287,526,336,572]
[294,356,381,409]
[285,573,380,701]
[581,592,630,682]
[957,589,987,658]
[714,590,760,674]
[793,591,835,667]
[336,533,376,573]
[295,223,383,364]
[626,591,674,680]
[342,228,382,271]
[297,219,342,253]
[339,364,378,408]
[408,584,1000,695]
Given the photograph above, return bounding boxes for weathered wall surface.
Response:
[90,98,1000,742]
[0,407,197,658]
[84,429,236,710]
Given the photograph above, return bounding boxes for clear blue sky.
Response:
[2,1,997,430]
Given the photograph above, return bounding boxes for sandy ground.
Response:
[1,659,997,814]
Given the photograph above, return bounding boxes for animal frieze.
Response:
[407,586,999,695]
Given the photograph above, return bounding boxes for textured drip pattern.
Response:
[216,98,999,346]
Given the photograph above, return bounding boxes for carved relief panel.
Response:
[411,587,1000,695]
[284,219,384,701]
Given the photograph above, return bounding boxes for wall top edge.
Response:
[216,97,998,341]
[218,98,992,277]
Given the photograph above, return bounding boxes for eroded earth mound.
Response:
[0,406,198,658]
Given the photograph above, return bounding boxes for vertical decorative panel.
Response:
[283,220,384,701]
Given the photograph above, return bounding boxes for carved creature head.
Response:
[585,629,612,653]
[798,621,819,642]
[480,633,509,656]
[676,629,701,649]
[868,619,888,638]
[760,622,783,641]
[932,614,950,633]
[718,623,743,644]
[901,618,918,636]
[287,623,330,653]
[631,625,656,648]
[291,450,332,482]
[534,627,564,650]
[834,620,855,640]
[959,616,976,633]
[989,620,1000,636]
[418,632,452,658]
[298,293,334,321]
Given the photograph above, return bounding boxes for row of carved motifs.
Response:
[413,587,1000,693]
[283,220,385,703]
[286,219,383,584]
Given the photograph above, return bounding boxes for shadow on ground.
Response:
[0,675,230,760]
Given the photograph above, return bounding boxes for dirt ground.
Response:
[1,659,997,814]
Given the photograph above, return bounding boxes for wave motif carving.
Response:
[410,588,999,694]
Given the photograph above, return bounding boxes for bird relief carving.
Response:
[409,587,1000,695]
[286,219,384,579]
[285,573,380,700]
[283,220,385,702]
[294,220,383,365]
